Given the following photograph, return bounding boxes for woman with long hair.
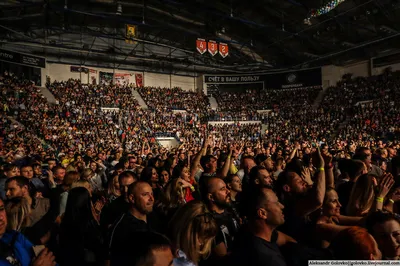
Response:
[107,173,121,203]
[164,156,178,176]
[59,171,80,217]
[156,179,186,217]
[5,197,31,232]
[313,174,395,248]
[226,174,242,206]
[140,166,160,189]
[346,174,377,216]
[367,211,400,260]
[88,160,107,191]
[140,166,162,200]
[168,200,218,266]
[173,165,199,203]
[58,187,105,266]
[159,168,170,189]
[311,188,362,248]
[155,178,187,234]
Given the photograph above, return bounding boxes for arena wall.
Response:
[41,62,200,91]
[372,62,400,75]
[41,61,400,91]
[322,61,400,87]
[322,61,370,88]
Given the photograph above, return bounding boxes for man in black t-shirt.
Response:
[107,181,157,262]
[213,209,240,252]
[230,187,296,266]
[203,177,240,259]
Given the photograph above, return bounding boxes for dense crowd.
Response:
[338,73,400,141]
[137,87,210,118]
[214,87,321,112]
[1,69,400,266]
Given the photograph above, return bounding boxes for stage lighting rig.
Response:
[306,0,347,22]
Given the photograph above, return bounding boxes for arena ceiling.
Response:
[0,0,400,76]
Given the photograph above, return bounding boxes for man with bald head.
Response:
[108,181,158,262]
[202,177,240,260]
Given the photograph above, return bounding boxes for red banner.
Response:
[196,38,207,54]
[219,43,229,58]
[208,40,218,56]
[135,74,143,87]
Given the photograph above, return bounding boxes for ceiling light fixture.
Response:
[306,0,347,20]
[116,3,122,15]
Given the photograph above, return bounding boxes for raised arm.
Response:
[219,146,234,179]
[295,148,326,217]
[369,173,395,213]
[322,151,334,189]
[190,136,211,177]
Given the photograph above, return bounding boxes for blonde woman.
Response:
[72,179,92,196]
[156,178,187,224]
[169,200,218,266]
[107,173,121,203]
[59,171,80,216]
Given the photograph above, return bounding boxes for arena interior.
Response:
[1,0,400,265]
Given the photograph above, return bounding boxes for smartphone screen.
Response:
[32,245,45,256]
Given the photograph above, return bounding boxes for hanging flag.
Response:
[219,42,229,58]
[208,40,218,56]
[125,24,136,44]
[196,38,207,54]
[135,74,143,87]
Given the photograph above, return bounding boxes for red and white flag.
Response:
[196,38,207,54]
[208,40,218,56]
[219,43,229,58]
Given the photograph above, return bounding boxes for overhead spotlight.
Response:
[116,3,122,15]
[221,27,226,33]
